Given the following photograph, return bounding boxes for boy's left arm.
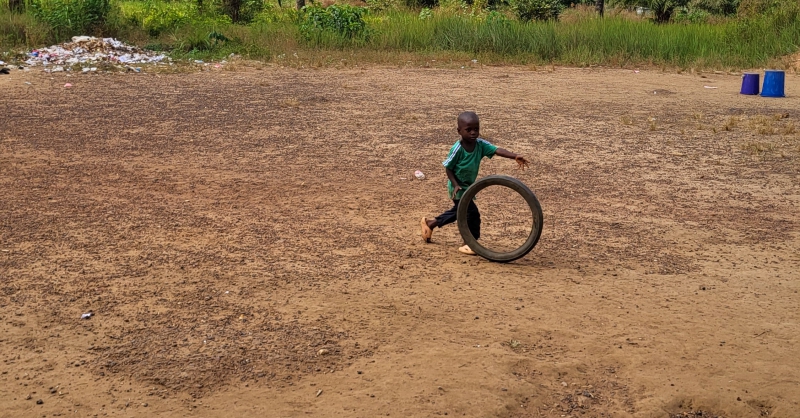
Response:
[494,148,529,170]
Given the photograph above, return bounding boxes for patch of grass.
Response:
[748,116,778,135]
[740,141,775,155]
[27,0,112,40]
[722,116,737,131]
[503,339,523,351]
[0,5,50,47]
[620,115,633,125]
[758,124,777,135]
[281,97,300,107]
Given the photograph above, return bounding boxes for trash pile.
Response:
[25,36,169,72]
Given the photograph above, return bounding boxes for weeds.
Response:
[772,113,790,121]
[27,0,111,39]
[722,116,737,131]
[749,116,777,135]
[299,4,369,41]
[758,123,777,135]
[648,117,657,131]
[281,97,300,107]
[740,141,775,155]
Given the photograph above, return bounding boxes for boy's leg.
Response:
[432,200,459,229]
[458,201,481,255]
[421,200,459,243]
[466,200,481,240]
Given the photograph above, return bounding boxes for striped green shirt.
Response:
[442,138,497,200]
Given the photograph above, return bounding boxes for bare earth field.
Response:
[1,64,799,418]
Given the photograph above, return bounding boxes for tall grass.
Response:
[26,0,111,39]
[0,6,49,46]
[369,13,561,59]
[315,8,800,68]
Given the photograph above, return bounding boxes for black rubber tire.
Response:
[457,175,543,263]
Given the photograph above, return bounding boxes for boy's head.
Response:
[457,111,480,142]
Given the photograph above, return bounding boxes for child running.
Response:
[420,111,529,255]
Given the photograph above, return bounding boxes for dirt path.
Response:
[1,65,799,418]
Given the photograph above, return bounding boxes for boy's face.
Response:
[457,118,480,142]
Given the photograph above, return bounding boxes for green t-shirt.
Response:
[442,138,498,200]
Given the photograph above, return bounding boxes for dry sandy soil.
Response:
[1,64,799,418]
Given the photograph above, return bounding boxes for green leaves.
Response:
[511,0,563,22]
[124,0,197,36]
[28,0,111,38]
[610,0,689,22]
[299,4,369,40]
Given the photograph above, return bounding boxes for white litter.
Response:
[414,170,426,180]
[25,36,168,70]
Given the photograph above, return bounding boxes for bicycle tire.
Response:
[457,175,543,263]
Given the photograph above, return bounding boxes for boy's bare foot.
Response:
[458,245,476,255]
[420,218,433,243]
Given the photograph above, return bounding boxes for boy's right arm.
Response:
[446,167,462,199]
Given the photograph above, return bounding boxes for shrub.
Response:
[177,28,229,51]
[484,9,510,23]
[0,5,49,46]
[364,0,402,12]
[673,8,710,22]
[512,0,563,21]
[691,0,738,15]
[121,0,197,36]
[737,0,797,16]
[252,1,284,23]
[28,0,111,38]
[299,4,368,39]
[406,0,438,8]
[611,0,690,22]
[222,0,265,23]
[419,6,433,18]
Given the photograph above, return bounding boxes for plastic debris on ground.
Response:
[81,312,94,319]
[24,36,169,72]
[414,170,426,180]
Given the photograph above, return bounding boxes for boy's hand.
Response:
[451,185,462,199]
[514,155,529,170]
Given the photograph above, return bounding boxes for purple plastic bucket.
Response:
[740,73,759,95]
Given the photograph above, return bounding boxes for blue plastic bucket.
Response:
[741,73,759,95]
[761,70,785,97]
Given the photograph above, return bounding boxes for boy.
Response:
[421,111,529,255]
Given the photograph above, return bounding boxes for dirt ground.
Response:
[1,64,799,418]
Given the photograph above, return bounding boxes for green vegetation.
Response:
[1,0,798,69]
[27,0,111,38]
[512,0,564,22]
